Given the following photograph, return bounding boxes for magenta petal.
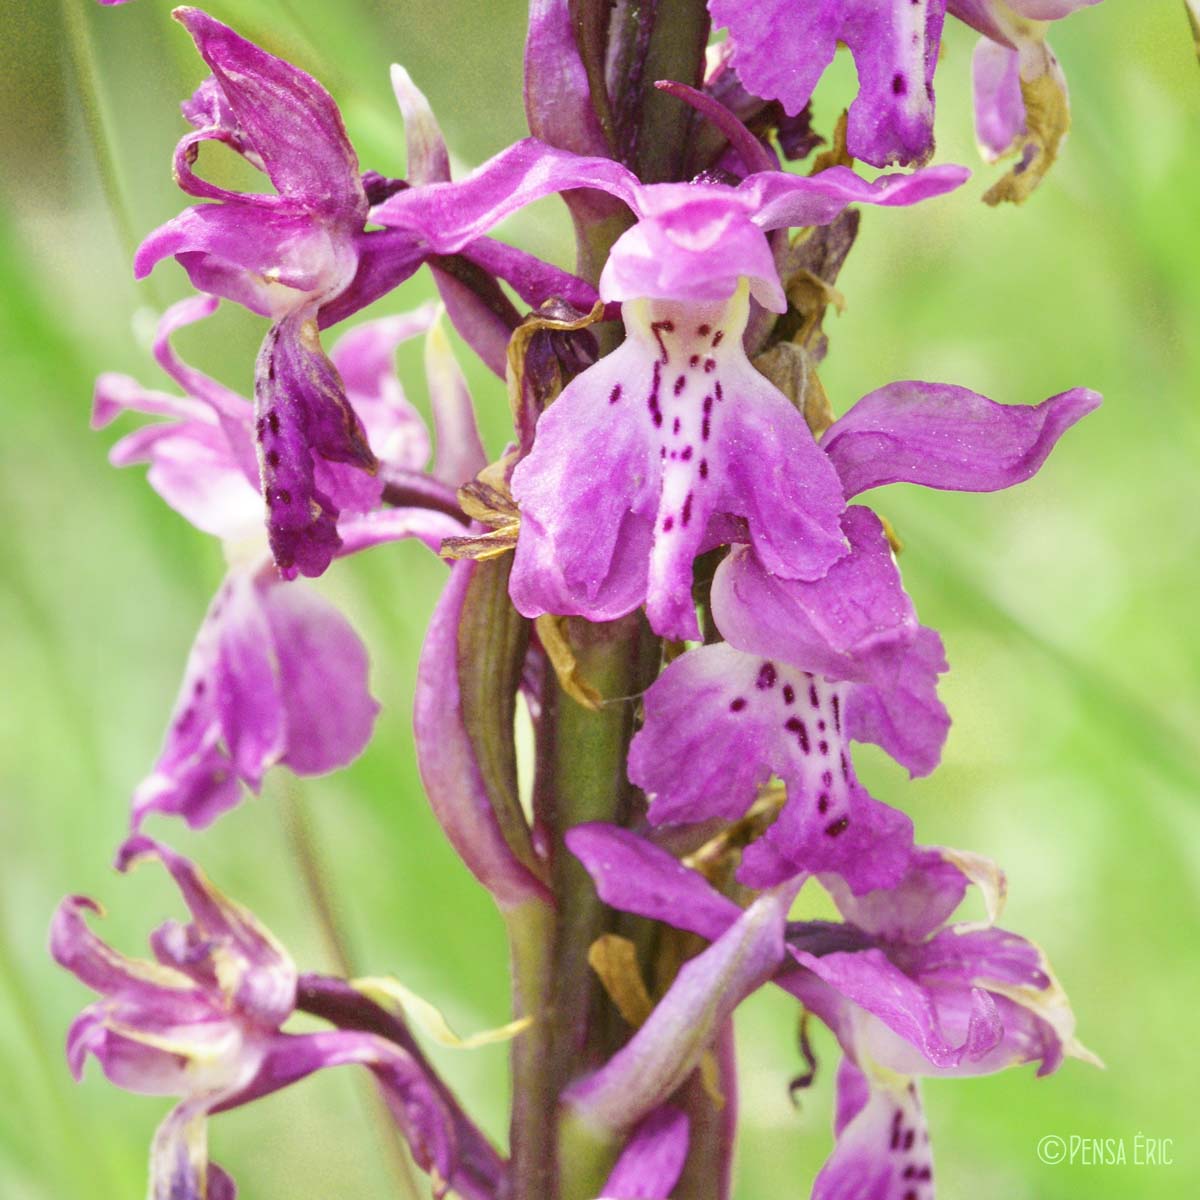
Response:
[390,64,451,186]
[787,946,1001,1071]
[328,309,435,474]
[563,887,790,1134]
[131,575,263,831]
[631,645,913,892]
[414,560,553,908]
[336,507,464,557]
[371,138,640,250]
[255,310,377,578]
[566,823,743,940]
[845,627,950,778]
[524,0,611,158]
[135,204,342,318]
[601,1105,691,1200]
[820,382,1102,497]
[712,0,948,167]
[173,8,364,217]
[259,582,379,776]
[713,506,912,685]
[747,163,969,232]
[972,38,1026,160]
[813,1058,934,1200]
[823,847,973,943]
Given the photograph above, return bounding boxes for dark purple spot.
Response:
[267,410,281,435]
[663,515,674,532]
[782,684,795,705]
[832,694,841,731]
[193,679,206,697]
[674,374,687,396]
[714,380,724,402]
[892,72,907,95]
[817,719,826,732]
[703,358,716,373]
[784,717,810,754]
[648,361,663,428]
[255,417,266,441]
[903,1193,918,1200]
[825,816,848,837]
[756,662,777,690]
[699,458,708,479]
[711,330,724,347]
[275,488,292,506]
[266,449,281,468]
[689,355,700,368]
[680,445,693,462]
[840,751,849,779]
[817,795,829,813]
[673,417,681,434]
[818,740,829,756]
[890,1111,903,1151]
[821,769,833,787]
[808,681,819,707]
[609,384,622,405]
[903,1130,915,1152]
[660,446,667,459]
[702,417,711,441]
[681,492,693,527]
[651,319,674,363]
[703,395,714,414]
[698,324,711,336]
[729,697,747,712]
[176,707,194,733]
[925,80,934,100]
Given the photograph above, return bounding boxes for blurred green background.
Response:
[2,2,1198,1197]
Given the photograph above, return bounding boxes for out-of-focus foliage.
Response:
[1,3,1196,1197]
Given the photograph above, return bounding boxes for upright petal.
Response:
[390,64,451,185]
[972,37,1026,160]
[821,382,1101,497]
[172,8,364,217]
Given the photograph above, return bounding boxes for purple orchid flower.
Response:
[93,295,467,829]
[50,836,468,1200]
[628,380,1099,889]
[568,825,1095,1199]
[371,136,968,638]
[134,8,382,579]
[708,0,1101,186]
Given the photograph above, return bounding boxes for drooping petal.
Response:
[172,7,365,217]
[711,0,949,167]
[601,1105,690,1200]
[563,887,791,1134]
[254,309,377,578]
[414,560,554,908]
[147,1094,232,1200]
[131,573,270,830]
[813,1058,934,1200]
[258,581,379,776]
[821,382,1101,497]
[336,507,465,557]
